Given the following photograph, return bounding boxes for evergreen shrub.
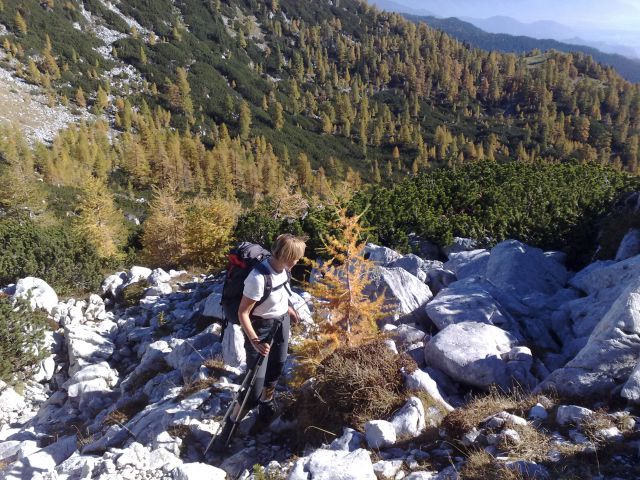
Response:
[0,295,49,383]
[0,219,103,294]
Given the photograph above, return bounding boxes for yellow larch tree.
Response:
[74,176,127,260]
[291,205,393,386]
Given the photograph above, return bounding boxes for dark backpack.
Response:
[221,242,291,322]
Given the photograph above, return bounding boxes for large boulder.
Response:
[288,448,376,480]
[425,277,517,334]
[443,237,478,258]
[424,322,536,390]
[65,324,115,375]
[444,249,489,280]
[365,267,433,324]
[363,243,402,266]
[13,277,58,314]
[2,435,76,479]
[63,362,118,414]
[485,240,568,298]
[538,277,640,398]
[388,255,428,283]
[615,229,640,261]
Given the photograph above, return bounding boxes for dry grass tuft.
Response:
[580,409,616,445]
[103,398,148,427]
[460,450,525,480]
[290,338,417,446]
[442,387,549,439]
[500,423,551,462]
[202,355,230,379]
[177,376,218,401]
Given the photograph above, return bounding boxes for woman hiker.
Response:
[213,234,306,449]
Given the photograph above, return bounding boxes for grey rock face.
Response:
[444,249,490,280]
[615,229,640,261]
[538,277,640,398]
[424,321,536,390]
[485,240,568,298]
[288,448,377,480]
[363,243,402,266]
[366,267,433,324]
[425,277,516,333]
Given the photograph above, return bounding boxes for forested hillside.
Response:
[0,0,639,289]
[408,15,640,84]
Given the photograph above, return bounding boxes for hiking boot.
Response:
[257,399,277,422]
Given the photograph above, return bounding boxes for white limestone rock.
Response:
[443,237,478,257]
[425,277,516,332]
[388,255,428,282]
[13,277,58,313]
[2,435,76,479]
[54,452,101,478]
[365,267,433,324]
[404,368,454,412]
[63,362,118,413]
[372,459,404,479]
[363,243,402,266]
[443,249,489,280]
[128,266,153,284]
[485,240,568,298]
[172,462,227,480]
[538,277,640,398]
[364,420,396,449]
[389,396,425,438]
[148,268,172,286]
[424,321,535,390]
[622,360,640,403]
[288,448,376,480]
[202,285,224,320]
[64,324,115,375]
[329,427,364,452]
[615,229,640,261]
[221,323,246,368]
[0,384,26,414]
[556,405,593,426]
[101,271,127,297]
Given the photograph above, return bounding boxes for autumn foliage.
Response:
[291,206,392,387]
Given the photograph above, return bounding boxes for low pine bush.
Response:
[0,219,103,295]
[0,295,49,383]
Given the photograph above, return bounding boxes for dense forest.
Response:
[0,0,639,292]
[408,15,640,84]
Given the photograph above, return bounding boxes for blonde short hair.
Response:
[272,234,306,263]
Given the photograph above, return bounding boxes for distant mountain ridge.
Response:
[465,15,640,59]
[406,15,640,83]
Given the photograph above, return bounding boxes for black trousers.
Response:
[242,313,290,411]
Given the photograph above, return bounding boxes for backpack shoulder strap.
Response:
[253,262,273,309]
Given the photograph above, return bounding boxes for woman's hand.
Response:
[250,337,271,356]
[288,305,300,325]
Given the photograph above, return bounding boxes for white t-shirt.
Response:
[243,259,290,319]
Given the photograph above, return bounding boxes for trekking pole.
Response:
[204,317,282,456]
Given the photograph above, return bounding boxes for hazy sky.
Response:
[395,0,640,29]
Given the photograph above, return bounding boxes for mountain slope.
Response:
[406,15,640,83]
[0,0,638,203]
